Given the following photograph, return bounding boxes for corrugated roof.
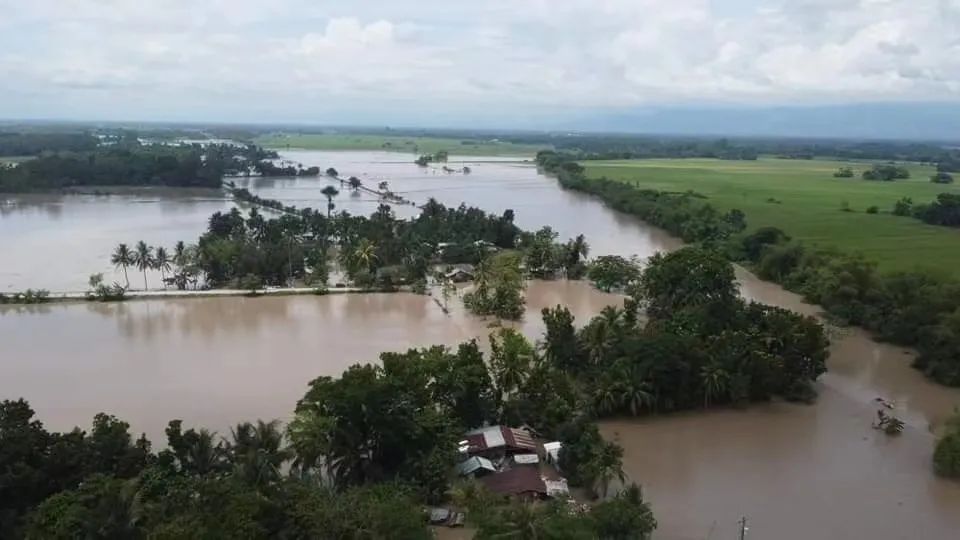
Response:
[456,456,496,476]
[465,426,537,453]
[480,467,547,496]
[512,453,539,465]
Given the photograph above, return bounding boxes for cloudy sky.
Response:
[1,0,959,131]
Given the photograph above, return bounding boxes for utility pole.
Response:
[738,516,748,540]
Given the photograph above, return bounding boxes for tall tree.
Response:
[154,247,172,289]
[110,243,133,288]
[131,241,154,291]
[320,185,339,219]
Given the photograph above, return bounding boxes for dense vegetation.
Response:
[254,161,321,177]
[0,132,99,156]
[862,164,910,181]
[155,194,526,291]
[0,139,287,192]
[912,193,960,228]
[543,150,960,387]
[934,411,960,478]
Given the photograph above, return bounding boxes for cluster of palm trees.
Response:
[110,240,193,290]
[168,419,289,487]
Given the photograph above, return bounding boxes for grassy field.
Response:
[583,157,960,275]
[255,133,543,157]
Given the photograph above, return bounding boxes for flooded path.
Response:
[1,150,959,539]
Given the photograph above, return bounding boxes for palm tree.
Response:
[353,238,378,274]
[110,243,133,288]
[173,240,187,267]
[701,362,730,408]
[287,409,337,481]
[229,419,290,487]
[582,318,615,365]
[154,247,171,289]
[320,185,339,219]
[180,429,227,475]
[131,241,154,290]
[621,378,655,416]
[565,233,590,271]
[348,176,362,191]
[593,379,622,415]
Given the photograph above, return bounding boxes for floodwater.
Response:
[0,188,231,293]
[1,150,959,539]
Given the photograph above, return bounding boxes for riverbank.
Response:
[5,285,386,306]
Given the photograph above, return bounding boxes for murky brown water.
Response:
[1,151,958,539]
[0,280,618,443]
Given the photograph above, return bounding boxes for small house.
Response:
[444,264,475,283]
[480,466,547,500]
[464,425,537,459]
[456,456,497,478]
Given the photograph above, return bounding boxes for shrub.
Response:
[866,206,879,214]
[892,197,913,216]
[931,172,954,184]
[934,412,960,477]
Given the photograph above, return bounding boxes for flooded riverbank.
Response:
[1,150,959,539]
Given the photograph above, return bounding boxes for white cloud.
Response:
[0,0,957,124]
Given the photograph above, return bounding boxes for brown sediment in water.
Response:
[1,151,959,539]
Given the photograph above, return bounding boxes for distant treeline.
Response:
[0,132,99,156]
[508,133,960,170]
[0,143,280,192]
[539,150,960,387]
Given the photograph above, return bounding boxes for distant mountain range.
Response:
[568,102,960,142]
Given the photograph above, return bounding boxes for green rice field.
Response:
[583,157,960,275]
[255,133,541,157]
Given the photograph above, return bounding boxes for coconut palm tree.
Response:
[154,247,171,289]
[180,429,227,475]
[621,378,655,416]
[320,185,339,219]
[593,378,622,415]
[110,243,133,288]
[229,419,290,487]
[287,409,334,480]
[701,362,731,408]
[173,240,187,267]
[131,241,154,290]
[353,238,378,274]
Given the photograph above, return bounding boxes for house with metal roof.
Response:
[480,466,547,500]
[456,456,497,478]
[464,425,538,458]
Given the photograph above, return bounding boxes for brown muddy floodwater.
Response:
[1,151,959,539]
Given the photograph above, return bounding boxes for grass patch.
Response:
[583,157,960,275]
[254,133,542,157]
